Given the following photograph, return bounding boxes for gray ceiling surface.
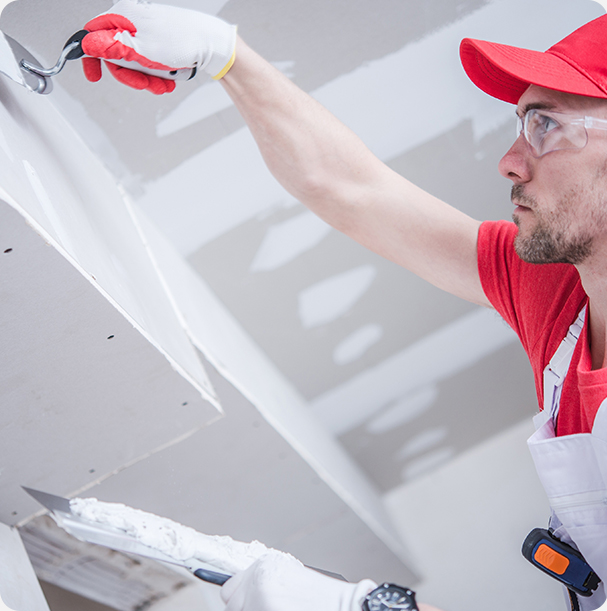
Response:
[0,0,601,497]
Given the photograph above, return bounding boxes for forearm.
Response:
[221,38,383,233]
[221,38,487,306]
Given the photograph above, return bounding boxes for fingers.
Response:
[80,6,181,93]
[82,29,175,71]
[81,57,102,82]
[84,13,137,34]
[82,29,132,62]
[105,61,176,94]
[82,57,176,94]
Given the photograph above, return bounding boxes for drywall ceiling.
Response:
[0,197,218,525]
[0,58,416,610]
[0,0,602,503]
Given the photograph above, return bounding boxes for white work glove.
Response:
[221,551,377,611]
[81,0,237,94]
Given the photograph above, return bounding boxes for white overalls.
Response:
[527,305,607,610]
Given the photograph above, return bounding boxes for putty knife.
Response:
[22,486,232,585]
[1,32,53,93]
[12,29,196,95]
[23,487,347,585]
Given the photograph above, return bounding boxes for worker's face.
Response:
[498,85,607,266]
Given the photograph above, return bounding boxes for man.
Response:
[80,3,607,610]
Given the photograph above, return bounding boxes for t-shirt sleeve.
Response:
[477,220,523,336]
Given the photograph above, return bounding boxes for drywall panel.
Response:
[0,521,50,611]
[0,199,218,525]
[75,359,418,586]
[0,70,217,408]
[126,207,416,574]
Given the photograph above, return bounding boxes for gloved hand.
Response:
[81,0,237,94]
[221,551,377,611]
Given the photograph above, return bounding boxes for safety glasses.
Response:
[516,108,607,157]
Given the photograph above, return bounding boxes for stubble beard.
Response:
[511,185,593,265]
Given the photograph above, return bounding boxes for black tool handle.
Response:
[64,30,89,60]
[193,568,231,586]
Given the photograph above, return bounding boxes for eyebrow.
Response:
[515,102,557,118]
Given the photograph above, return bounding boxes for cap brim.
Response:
[460,38,607,104]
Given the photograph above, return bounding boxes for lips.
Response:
[512,197,533,211]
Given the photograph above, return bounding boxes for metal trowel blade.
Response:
[22,487,190,567]
[0,31,24,85]
[22,487,342,586]
[0,33,51,93]
[21,486,230,583]
[22,486,71,513]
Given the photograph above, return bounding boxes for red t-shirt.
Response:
[477,220,607,435]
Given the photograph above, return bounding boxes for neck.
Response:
[577,259,607,370]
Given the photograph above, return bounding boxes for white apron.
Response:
[527,305,607,610]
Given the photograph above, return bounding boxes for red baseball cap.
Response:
[460,14,607,104]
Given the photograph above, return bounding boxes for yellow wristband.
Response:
[212,49,236,80]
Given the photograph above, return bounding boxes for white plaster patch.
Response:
[156,62,295,138]
[298,265,376,328]
[251,211,332,272]
[367,385,439,435]
[402,447,454,481]
[157,81,234,137]
[312,307,516,436]
[395,427,448,461]
[141,126,299,255]
[333,323,384,365]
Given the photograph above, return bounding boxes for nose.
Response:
[498,133,532,184]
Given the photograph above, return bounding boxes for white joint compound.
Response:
[70,497,276,573]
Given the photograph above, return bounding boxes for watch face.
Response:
[365,584,417,611]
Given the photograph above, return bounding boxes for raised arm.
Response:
[81,1,490,308]
[221,39,489,307]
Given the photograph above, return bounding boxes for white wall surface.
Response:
[384,419,565,611]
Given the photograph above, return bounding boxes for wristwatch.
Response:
[362,583,419,610]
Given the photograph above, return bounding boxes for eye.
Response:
[536,112,559,133]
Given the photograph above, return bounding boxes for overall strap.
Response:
[542,305,587,423]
